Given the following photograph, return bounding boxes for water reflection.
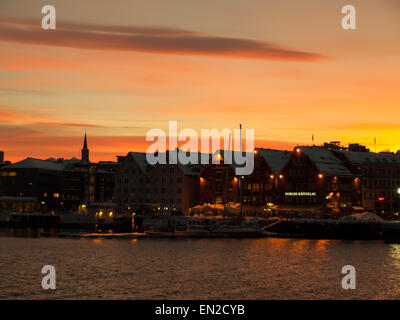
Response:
[0,234,398,299]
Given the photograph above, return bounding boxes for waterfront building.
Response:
[199,149,291,207]
[333,150,400,218]
[114,151,206,215]
[279,146,361,215]
[0,134,116,213]
[245,148,291,206]
[0,158,65,212]
[199,150,241,205]
[114,152,150,213]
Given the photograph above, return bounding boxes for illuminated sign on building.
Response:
[285,192,317,196]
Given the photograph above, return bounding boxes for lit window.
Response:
[1,171,16,177]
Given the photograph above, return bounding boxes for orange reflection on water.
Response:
[390,244,400,265]
[314,240,330,253]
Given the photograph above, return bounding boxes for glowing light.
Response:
[270,174,274,179]
[318,174,323,179]
[279,174,283,179]
[109,212,113,217]
[254,150,258,154]
[296,148,301,153]
[233,177,238,182]
[285,192,316,196]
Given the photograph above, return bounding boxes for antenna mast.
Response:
[239,124,242,153]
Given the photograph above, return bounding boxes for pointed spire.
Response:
[83,131,88,149]
[81,131,89,162]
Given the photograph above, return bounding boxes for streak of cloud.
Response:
[0,19,327,62]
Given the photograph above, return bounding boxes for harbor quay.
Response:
[2,136,400,240]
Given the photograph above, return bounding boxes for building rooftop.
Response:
[4,158,66,171]
[298,146,353,176]
[335,150,400,165]
[127,152,149,173]
[256,148,292,174]
[126,151,210,175]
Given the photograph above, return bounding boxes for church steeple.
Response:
[81,132,89,162]
[83,132,88,149]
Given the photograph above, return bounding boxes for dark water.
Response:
[1,228,400,299]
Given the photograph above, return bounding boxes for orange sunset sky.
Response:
[0,0,399,162]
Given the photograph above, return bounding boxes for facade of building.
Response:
[279,146,361,214]
[4,134,400,219]
[199,149,291,207]
[333,150,400,218]
[114,151,205,215]
[0,134,116,213]
[199,151,240,205]
[244,148,292,206]
[114,152,150,212]
[0,158,65,212]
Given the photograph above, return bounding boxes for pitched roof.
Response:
[127,151,209,175]
[298,146,353,176]
[4,158,66,171]
[256,148,292,174]
[127,152,149,173]
[335,150,400,165]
